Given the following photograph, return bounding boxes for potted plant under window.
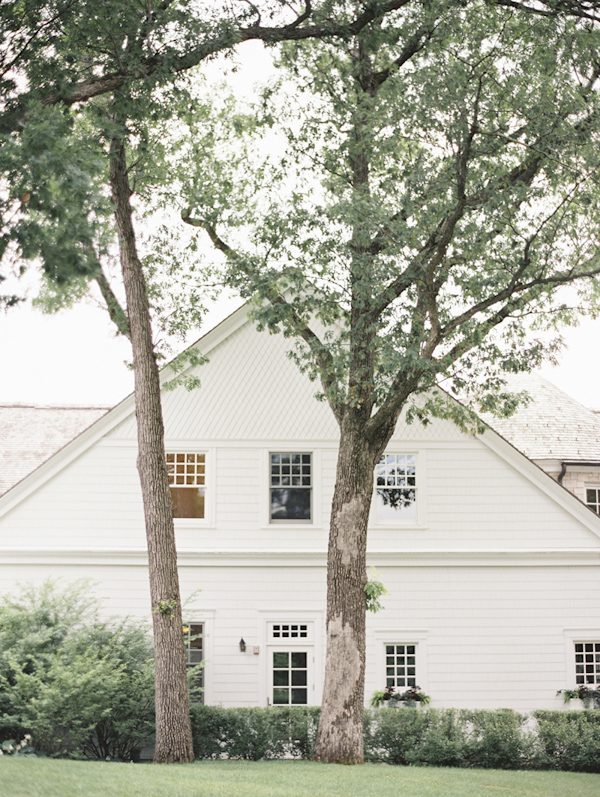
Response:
[370,685,431,708]
[557,686,600,709]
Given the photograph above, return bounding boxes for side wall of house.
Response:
[1,316,600,711]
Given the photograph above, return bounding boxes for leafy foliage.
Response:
[0,580,155,760]
[190,705,600,771]
[533,710,600,772]
[179,3,600,433]
[190,706,321,761]
[364,567,387,613]
[558,687,600,709]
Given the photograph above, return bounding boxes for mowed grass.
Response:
[1,759,600,797]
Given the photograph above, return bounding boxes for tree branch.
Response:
[0,0,413,133]
[181,209,344,423]
[93,263,131,340]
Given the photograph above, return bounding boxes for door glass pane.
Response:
[273,652,289,668]
[291,688,307,705]
[273,689,288,705]
[291,652,307,668]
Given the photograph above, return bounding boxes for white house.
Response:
[1,304,600,712]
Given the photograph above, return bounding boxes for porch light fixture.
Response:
[239,638,246,652]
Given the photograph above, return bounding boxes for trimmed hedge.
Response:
[190,706,600,772]
[533,710,600,772]
[190,706,320,760]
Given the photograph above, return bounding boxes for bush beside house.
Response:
[0,581,155,760]
[190,706,600,773]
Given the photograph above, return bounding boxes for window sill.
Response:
[174,518,214,529]
[369,522,428,531]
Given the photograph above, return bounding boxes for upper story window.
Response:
[586,488,600,514]
[270,453,312,522]
[375,454,416,522]
[575,642,600,686]
[167,453,205,518]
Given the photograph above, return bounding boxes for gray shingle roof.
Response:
[0,373,597,500]
[482,373,600,461]
[0,405,108,496]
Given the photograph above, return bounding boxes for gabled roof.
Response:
[0,306,599,541]
[0,404,108,496]
[482,373,600,462]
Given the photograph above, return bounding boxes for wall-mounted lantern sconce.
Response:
[239,638,246,652]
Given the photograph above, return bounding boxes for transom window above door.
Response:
[270,453,312,522]
[375,454,417,521]
[167,453,205,518]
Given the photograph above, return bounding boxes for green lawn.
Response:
[1,760,600,797]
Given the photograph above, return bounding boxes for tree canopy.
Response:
[181,1,600,427]
[175,2,600,762]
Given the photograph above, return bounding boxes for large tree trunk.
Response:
[110,138,194,764]
[312,415,378,764]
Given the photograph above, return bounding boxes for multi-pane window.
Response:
[575,642,600,685]
[386,644,417,689]
[272,623,308,639]
[375,454,417,521]
[586,489,600,515]
[270,453,312,522]
[167,453,205,518]
[183,623,204,701]
[272,651,308,705]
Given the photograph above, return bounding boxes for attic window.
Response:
[167,453,205,519]
[375,454,417,521]
[586,488,600,514]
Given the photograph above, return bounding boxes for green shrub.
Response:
[190,706,320,760]
[533,710,600,772]
[461,709,532,769]
[190,706,600,772]
[0,580,155,760]
[364,706,432,764]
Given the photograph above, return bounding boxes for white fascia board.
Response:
[0,304,251,520]
[476,424,600,540]
[158,303,249,387]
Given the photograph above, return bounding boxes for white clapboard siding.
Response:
[1,305,600,711]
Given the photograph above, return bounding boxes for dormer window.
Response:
[586,488,600,514]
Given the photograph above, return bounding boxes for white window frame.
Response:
[259,611,323,706]
[166,447,214,528]
[183,611,214,705]
[585,486,600,515]
[374,629,428,694]
[261,449,320,528]
[183,620,205,703]
[371,451,425,528]
[564,628,600,688]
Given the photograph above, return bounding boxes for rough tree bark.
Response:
[109,137,194,764]
[312,416,375,763]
